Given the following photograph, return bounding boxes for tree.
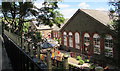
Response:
[2,1,65,48]
[2,2,38,47]
[36,2,65,27]
[27,1,65,46]
[109,1,120,66]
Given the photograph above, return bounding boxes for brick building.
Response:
[60,9,115,59]
[31,21,52,39]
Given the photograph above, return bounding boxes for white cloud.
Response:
[78,2,90,9]
[57,0,108,2]
[58,4,70,8]
[60,8,78,18]
[96,8,107,11]
[34,2,43,8]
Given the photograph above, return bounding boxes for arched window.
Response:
[63,32,67,46]
[55,32,57,38]
[69,32,73,47]
[104,34,113,57]
[93,34,100,54]
[56,32,58,38]
[53,32,55,38]
[84,33,90,53]
[75,32,80,49]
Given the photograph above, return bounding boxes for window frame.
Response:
[93,34,100,54]
[75,32,80,49]
[69,32,73,47]
[63,32,67,46]
[104,34,113,57]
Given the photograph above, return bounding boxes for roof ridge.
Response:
[80,9,110,26]
[80,8,107,11]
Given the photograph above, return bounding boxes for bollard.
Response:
[47,49,52,71]
[63,55,69,71]
[95,66,104,71]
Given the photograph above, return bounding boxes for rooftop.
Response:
[80,9,112,26]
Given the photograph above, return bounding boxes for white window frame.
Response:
[84,33,90,53]
[63,32,67,46]
[104,35,113,57]
[93,34,100,54]
[75,32,80,49]
[69,32,73,47]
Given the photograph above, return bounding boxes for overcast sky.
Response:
[34,0,110,18]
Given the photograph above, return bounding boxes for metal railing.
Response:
[3,31,47,71]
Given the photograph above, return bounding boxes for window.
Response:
[75,32,80,49]
[53,32,55,38]
[63,32,67,46]
[55,32,56,38]
[69,32,73,47]
[84,33,90,53]
[93,34,100,54]
[56,32,58,38]
[104,34,113,57]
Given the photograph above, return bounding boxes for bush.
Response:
[79,60,84,65]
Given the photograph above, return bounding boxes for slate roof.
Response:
[60,9,113,31]
[81,9,111,26]
[31,21,52,30]
[31,19,68,31]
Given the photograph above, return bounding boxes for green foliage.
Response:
[89,64,96,69]
[2,2,38,34]
[23,22,30,33]
[76,56,85,65]
[2,1,65,48]
[109,1,120,66]
[2,1,65,34]
[79,59,84,65]
[35,32,42,40]
[36,2,65,27]
[77,56,82,60]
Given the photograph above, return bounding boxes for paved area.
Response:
[0,23,13,71]
[2,43,13,71]
[0,21,2,71]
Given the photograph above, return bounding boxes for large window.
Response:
[75,32,80,49]
[84,33,90,53]
[93,34,100,54]
[63,32,67,46]
[104,34,113,57]
[55,32,57,38]
[69,32,73,47]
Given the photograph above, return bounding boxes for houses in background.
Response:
[31,20,52,39]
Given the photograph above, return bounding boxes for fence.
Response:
[3,32,47,71]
